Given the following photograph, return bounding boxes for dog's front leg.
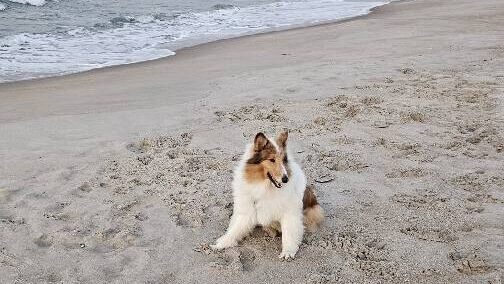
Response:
[279,213,304,260]
[211,197,256,250]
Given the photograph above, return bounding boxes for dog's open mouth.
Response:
[267,172,282,189]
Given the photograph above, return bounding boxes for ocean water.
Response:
[0,0,389,83]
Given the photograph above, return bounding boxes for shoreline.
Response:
[1,0,503,283]
[0,0,398,88]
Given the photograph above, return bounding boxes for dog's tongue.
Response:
[274,180,282,189]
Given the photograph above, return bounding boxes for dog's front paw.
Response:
[278,249,297,261]
[210,236,237,250]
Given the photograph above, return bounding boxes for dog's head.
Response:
[245,131,290,188]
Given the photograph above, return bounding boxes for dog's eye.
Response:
[269,159,276,163]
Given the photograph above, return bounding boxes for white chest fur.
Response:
[233,161,306,226]
[253,186,298,226]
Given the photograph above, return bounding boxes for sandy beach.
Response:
[1,0,503,283]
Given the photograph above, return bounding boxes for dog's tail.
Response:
[303,184,324,232]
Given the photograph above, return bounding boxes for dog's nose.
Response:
[282,175,289,183]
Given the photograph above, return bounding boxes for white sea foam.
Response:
[0,0,388,83]
[6,0,47,6]
[0,3,6,11]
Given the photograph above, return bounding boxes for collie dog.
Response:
[211,131,324,260]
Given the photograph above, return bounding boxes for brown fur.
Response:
[304,205,324,232]
[276,131,288,148]
[303,185,319,210]
[303,185,324,232]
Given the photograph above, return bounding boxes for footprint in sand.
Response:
[78,182,93,193]
[307,266,340,283]
[307,231,395,279]
[400,110,426,123]
[385,168,429,179]
[400,224,458,243]
[284,87,298,93]
[449,251,494,275]
[34,233,53,248]
[214,104,285,123]
[399,67,416,75]
[391,193,448,209]
[237,247,257,272]
[360,96,384,106]
[209,247,258,272]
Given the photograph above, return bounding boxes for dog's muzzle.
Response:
[267,172,282,189]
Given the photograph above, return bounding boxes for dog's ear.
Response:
[254,132,269,152]
[276,130,288,149]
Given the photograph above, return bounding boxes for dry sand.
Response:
[1,0,504,283]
